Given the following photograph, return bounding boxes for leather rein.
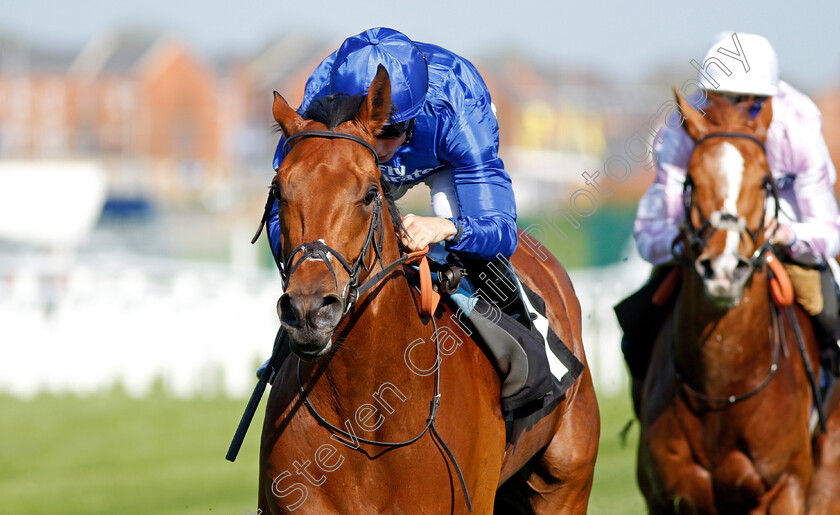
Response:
[253,129,473,511]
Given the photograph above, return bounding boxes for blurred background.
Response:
[3,1,840,513]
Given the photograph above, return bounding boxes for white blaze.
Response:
[718,142,745,257]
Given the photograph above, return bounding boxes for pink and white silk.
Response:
[635,80,840,266]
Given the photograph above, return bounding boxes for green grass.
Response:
[590,393,647,514]
[0,391,263,514]
[1,391,644,513]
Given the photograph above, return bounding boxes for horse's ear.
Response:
[748,97,773,142]
[273,91,305,137]
[356,65,392,137]
[673,86,711,141]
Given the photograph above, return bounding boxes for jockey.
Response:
[268,27,518,271]
[619,32,840,384]
[259,28,544,392]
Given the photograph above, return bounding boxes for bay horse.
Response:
[636,90,830,514]
[257,66,599,513]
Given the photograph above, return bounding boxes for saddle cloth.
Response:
[447,273,584,413]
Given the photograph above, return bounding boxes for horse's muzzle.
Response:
[277,292,343,360]
[695,252,754,307]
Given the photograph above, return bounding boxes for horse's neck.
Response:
[674,270,773,385]
[304,240,434,413]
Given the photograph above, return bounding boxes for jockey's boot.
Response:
[813,267,840,395]
[453,256,533,329]
[614,265,677,383]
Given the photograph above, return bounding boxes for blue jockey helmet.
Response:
[329,27,428,123]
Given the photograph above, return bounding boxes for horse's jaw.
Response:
[703,286,743,309]
[288,335,334,362]
[697,258,753,308]
[700,270,755,309]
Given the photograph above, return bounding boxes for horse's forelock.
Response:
[704,95,754,132]
[295,94,406,240]
[303,94,366,130]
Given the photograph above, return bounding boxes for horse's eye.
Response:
[271,185,283,204]
[270,178,285,204]
[363,187,379,206]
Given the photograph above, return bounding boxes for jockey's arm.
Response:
[432,98,518,261]
[783,130,840,265]
[634,126,693,265]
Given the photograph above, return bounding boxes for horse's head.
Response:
[271,65,396,360]
[675,89,775,307]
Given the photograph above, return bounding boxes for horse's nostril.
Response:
[308,294,343,329]
[278,294,303,328]
[696,258,714,279]
[733,258,754,281]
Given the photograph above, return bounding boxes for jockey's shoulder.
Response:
[415,42,491,111]
[773,80,822,125]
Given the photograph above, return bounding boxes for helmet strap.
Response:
[401,118,417,147]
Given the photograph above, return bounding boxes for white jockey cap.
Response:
[699,32,779,97]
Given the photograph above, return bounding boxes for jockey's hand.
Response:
[764,215,796,246]
[401,214,458,251]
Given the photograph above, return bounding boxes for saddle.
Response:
[433,259,583,413]
[418,256,584,446]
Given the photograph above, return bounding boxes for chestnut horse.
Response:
[636,91,829,513]
[257,66,599,514]
[811,383,840,513]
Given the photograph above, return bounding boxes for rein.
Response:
[259,128,473,511]
[672,131,780,405]
[673,300,782,406]
[296,310,473,512]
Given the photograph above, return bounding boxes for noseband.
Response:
[677,131,780,267]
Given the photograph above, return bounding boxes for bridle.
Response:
[672,131,786,407]
[253,129,395,315]
[253,128,474,511]
[676,131,781,271]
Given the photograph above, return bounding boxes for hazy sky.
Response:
[2,0,839,93]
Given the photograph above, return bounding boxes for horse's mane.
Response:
[283,93,407,239]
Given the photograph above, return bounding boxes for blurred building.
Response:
[815,85,840,195]
[0,32,670,209]
[0,33,226,203]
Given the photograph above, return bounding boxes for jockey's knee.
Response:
[614,265,677,380]
[813,267,840,342]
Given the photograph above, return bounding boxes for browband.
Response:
[695,132,766,154]
[282,130,379,166]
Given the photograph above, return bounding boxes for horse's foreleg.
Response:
[760,473,807,515]
[641,456,716,515]
[641,412,716,515]
[808,383,840,515]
